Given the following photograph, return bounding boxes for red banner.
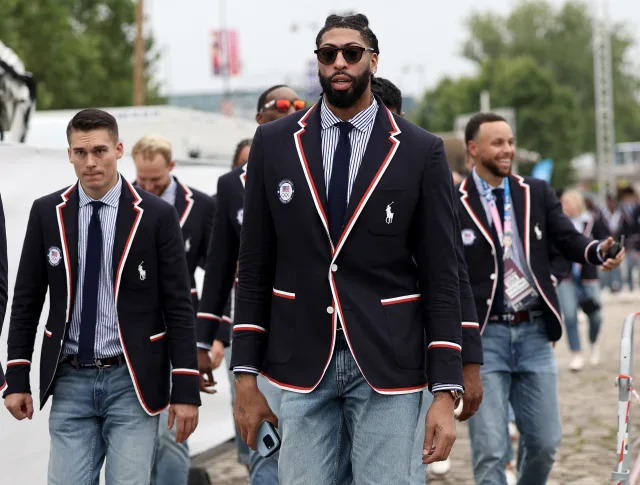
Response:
[211,29,241,77]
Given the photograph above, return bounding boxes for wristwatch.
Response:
[435,389,462,403]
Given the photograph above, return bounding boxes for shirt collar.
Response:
[78,174,122,208]
[320,94,378,132]
[159,176,178,205]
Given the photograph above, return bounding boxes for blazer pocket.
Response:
[381,294,424,369]
[368,188,405,236]
[266,289,296,365]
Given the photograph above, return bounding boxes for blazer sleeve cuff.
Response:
[461,323,484,365]
[584,240,601,265]
[426,345,463,391]
[170,372,202,406]
[431,384,464,394]
[229,327,267,373]
[3,363,32,397]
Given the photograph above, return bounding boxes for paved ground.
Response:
[195,291,640,484]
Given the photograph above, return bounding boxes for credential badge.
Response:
[237,208,244,225]
[461,228,476,246]
[47,246,62,267]
[277,179,294,204]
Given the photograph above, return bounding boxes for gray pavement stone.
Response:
[198,292,640,484]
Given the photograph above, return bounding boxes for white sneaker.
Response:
[569,353,584,372]
[430,458,451,475]
[590,342,601,366]
[505,466,518,485]
[508,421,519,441]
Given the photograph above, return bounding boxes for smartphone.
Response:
[606,235,625,260]
[256,421,281,458]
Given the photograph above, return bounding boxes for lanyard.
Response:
[478,174,514,254]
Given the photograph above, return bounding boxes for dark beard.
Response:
[318,70,370,108]
[480,156,512,179]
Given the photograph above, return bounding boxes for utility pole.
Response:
[592,0,615,202]
[133,0,145,106]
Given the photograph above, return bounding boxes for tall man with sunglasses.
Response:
[197,84,306,485]
[231,14,464,483]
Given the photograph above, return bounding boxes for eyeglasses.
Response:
[314,46,375,65]
[262,99,307,113]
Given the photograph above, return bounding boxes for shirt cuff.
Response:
[596,242,605,262]
[233,366,259,375]
[431,383,464,394]
[197,342,212,350]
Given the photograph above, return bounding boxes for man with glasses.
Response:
[231,14,464,483]
[197,84,305,485]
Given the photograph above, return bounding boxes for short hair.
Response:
[561,189,586,213]
[66,108,119,144]
[131,135,172,165]
[232,138,252,168]
[257,85,287,113]
[371,77,401,113]
[315,14,379,54]
[464,112,507,145]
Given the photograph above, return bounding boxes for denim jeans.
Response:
[249,374,282,485]
[557,279,602,352]
[48,362,159,485]
[409,390,432,484]
[277,333,421,485]
[467,319,562,485]
[150,408,190,485]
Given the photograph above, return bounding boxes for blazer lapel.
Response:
[294,104,331,245]
[173,177,194,228]
[112,178,144,301]
[508,174,528,257]
[333,103,401,260]
[57,184,79,322]
[459,176,494,248]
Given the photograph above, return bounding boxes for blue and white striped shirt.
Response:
[320,95,378,202]
[63,176,123,358]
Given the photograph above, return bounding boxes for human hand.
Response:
[423,392,456,464]
[457,364,483,421]
[5,393,34,421]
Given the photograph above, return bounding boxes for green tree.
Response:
[412,0,640,188]
[0,0,163,109]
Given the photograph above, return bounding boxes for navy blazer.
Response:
[4,177,200,414]
[231,98,464,393]
[0,195,8,392]
[456,174,603,341]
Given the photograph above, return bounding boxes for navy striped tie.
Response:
[328,121,354,244]
[78,201,103,364]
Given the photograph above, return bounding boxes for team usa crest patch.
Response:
[47,246,62,266]
[277,179,294,204]
[461,228,476,246]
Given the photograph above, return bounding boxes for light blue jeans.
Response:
[467,319,562,485]
[557,279,602,352]
[277,333,422,485]
[151,408,190,485]
[48,362,159,485]
[410,390,432,484]
[249,375,282,485]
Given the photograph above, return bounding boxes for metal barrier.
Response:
[613,312,640,484]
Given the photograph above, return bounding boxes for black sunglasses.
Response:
[314,46,375,65]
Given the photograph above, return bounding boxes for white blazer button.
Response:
[490,273,496,280]
[486,299,492,305]
[331,264,338,272]
[327,306,335,314]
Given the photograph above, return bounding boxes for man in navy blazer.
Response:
[232,14,464,483]
[4,109,200,484]
[0,195,7,394]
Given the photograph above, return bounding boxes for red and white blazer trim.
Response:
[190,288,198,295]
[428,341,462,351]
[584,240,599,265]
[172,368,199,376]
[197,312,221,321]
[7,359,31,366]
[273,288,295,300]
[0,381,7,392]
[381,294,421,305]
[149,330,167,342]
[222,315,232,324]
[461,321,480,329]
[233,324,266,333]
[44,328,53,337]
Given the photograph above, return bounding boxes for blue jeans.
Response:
[467,319,562,485]
[600,266,622,292]
[277,333,421,485]
[557,279,602,352]
[151,408,189,485]
[249,374,282,485]
[48,362,159,485]
[410,390,432,484]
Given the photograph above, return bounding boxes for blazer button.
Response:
[331,264,338,272]
[490,273,496,280]
[327,306,335,315]
[486,298,492,305]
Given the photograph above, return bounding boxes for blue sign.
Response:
[531,158,554,183]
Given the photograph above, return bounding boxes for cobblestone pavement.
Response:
[198,292,640,484]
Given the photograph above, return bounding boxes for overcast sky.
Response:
[146,0,639,97]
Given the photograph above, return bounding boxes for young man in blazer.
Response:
[232,14,464,483]
[4,109,200,485]
[132,134,215,485]
[456,112,624,484]
[0,195,7,394]
[198,85,306,484]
